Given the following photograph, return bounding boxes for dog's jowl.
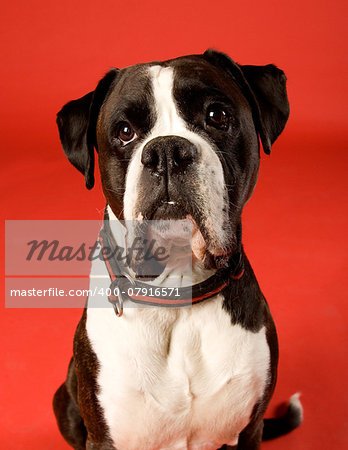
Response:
[53,50,302,450]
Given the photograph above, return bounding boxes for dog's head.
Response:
[57,50,289,269]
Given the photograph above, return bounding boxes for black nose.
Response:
[141,136,198,176]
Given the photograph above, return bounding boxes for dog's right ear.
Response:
[56,69,119,189]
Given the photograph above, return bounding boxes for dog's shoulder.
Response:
[223,254,273,332]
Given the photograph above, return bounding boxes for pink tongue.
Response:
[192,228,206,260]
[187,215,207,261]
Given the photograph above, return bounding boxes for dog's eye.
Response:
[206,105,229,130]
[116,122,137,145]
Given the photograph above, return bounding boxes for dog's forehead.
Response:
[125,55,225,86]
[102,64,153,117]
[168,55,232,90]
[104,55,239,112]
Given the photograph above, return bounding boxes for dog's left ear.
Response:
[56,69,119,189]
[203,50,290,154]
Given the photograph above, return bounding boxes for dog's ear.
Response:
[203,50,289,154]
[56,69,119,189]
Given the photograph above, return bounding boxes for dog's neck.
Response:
[106,205,216,287]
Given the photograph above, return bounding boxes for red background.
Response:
[1,0,347,448]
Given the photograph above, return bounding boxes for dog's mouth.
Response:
[128,200,232,274]
[143,201,207,257]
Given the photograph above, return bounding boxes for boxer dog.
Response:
[53,50,302,449]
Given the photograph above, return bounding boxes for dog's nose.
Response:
[141,136,198,176]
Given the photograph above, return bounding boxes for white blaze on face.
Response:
[123,65,230,255]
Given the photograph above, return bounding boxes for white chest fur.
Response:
[86,296,270,450]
